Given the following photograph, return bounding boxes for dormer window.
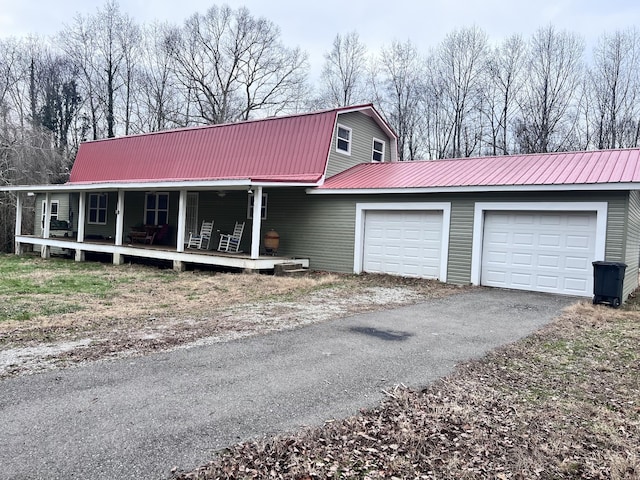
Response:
[336,124,351,155]
[372,138,385,162]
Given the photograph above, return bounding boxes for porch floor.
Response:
[15,235,309,271]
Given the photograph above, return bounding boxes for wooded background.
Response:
[2,1,640,251]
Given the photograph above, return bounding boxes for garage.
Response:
[480,211,598,296]
[362,210,444,279]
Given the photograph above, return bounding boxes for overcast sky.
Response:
[2,0,640,73]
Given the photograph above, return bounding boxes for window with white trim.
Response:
[144,192,169,225]
[336,124,351,155]
[372,138,385,162]
[42,200,59,227]
[247,193,268,220]
[88,193,107,225]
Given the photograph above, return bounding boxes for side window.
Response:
[88,194,108,225]
[336,124,352,155]
[247,193,268,220]
[372,138,385,162]
[42,200,60,226]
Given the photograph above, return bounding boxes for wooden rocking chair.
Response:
[217,221,245,252]
[187,220,214,249]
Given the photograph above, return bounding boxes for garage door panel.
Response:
[538,254,560,268]
[567,215,592,226]
[566,235,590,249]
[537,275,559,289]
[513,233,535,246]
[540,215,562,225]
[565,256,589,270]
[511,272,533,287]
[512,253,533,266]
[363,210,443,280]
[538,234,561,247]
[481,211,596,296]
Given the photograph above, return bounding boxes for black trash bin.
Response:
[592,261,627,308]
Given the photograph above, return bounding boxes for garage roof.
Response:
[317,148,640,191]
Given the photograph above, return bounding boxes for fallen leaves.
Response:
[174,302,640,479]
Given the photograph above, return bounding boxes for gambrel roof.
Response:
[68,104,393,186]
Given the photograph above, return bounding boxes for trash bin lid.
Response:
[592,261,627,267]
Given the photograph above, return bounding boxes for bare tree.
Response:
[586,28,640,149]
[482,34,526,155]
[59,0,140,138]
[131,22,183,132]
[372,40,425,160]
[165,5,308,124]
[515,26,584,153]
[319,31,368,107]
[435,26,489,158]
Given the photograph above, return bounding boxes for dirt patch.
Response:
[0,265,462,378]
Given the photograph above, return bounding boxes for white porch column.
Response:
[14,193,23,255]
[77,192,86,242]
[177,190,187,253]
[250,186,262,259]
[75,192,86,262]
[115,190,125,246]
[113,190,125,265]
[41,192,51,258]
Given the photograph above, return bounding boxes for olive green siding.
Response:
[623,190,640,298]
[326,111,392,178]
[258,188,355,272]
[273,190,633,287]
[34,193,75,236]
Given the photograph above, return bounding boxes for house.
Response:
[8,104,397,271]
[4,104,640,301]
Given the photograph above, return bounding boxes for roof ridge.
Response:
[410,147,640,163]
[82,104,375,145]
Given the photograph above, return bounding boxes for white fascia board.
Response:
[2,179,319,193]
[307,183,640,195]
[470,201,608,286]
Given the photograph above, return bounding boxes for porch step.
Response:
[274,262,309,277]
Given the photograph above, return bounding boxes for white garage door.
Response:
[481,211,597,296]
[363,210,443,279]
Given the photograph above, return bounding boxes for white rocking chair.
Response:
[187,220,214,250]
[217,221,245,253]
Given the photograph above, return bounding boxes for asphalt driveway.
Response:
[0,288,578,480]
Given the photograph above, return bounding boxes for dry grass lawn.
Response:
[0,254,459,377]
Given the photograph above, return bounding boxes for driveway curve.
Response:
[0,288,577,480]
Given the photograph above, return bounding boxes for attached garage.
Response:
[480,211,597,296]
[471,202,608,297]
[311,149,640,302]
[363,210,443,278]
[354,203,451,281]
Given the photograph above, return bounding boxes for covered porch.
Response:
[10,180,311,272]
[14,235,309,271]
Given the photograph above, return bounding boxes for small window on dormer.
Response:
[336,124,351,155]
[372,138,385,162]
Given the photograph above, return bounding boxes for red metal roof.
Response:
[69,107,359,185]
[319,149,640,190]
